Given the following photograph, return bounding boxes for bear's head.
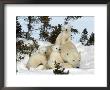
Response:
[52,45,61,52]
[38,46,47,55]
[63,50,81,68]
[62,25,71,34]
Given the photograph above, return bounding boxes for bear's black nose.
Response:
[59,49,61,51]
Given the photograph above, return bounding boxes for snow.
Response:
[76,43,94,69]
[17,54,29,71]
[17,68,94,75]
[38,40,53,47]
[17,40,94,75]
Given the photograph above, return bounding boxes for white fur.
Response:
[55,25,71,45]
[26,46,47,70]
[60,41,81,68]
[45,45,53,60]
[47,45,64,69]
[60,63,73,68]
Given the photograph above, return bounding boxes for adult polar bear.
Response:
[55,25,81,68]
[60,41,81,68]
[55,25,71,45]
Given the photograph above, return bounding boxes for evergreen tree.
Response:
[26,16,33,40]
[24,16,39,40]
[86,32,94,45]
[71,28,78,34]
[49,24,62,44]
[38,16,51,41]
[53,61,69,75]
[80,28,88,45]
[16,16,22,38]
[65,16,82,21]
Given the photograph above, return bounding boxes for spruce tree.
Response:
[24,16,39,40]
[87,32,94,45]
[38,16,51,41]
[16,16,22,38]
[80,28,88,45]
[49,24,62,44]
[65,16,82,21]
[53,61,69,75]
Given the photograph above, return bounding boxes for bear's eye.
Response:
[56,48,57,49]
[67,53,68,55]
[73,60,75,61]
[66,29,67,31]
[71,35,72,36]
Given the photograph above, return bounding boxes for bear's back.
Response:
[28,53,46,67]
[61,41,78,53]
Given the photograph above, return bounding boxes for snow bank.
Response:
[38,40,53,47]
[17,54,29,71]
[76,43,94,69]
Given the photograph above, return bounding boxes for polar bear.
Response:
[45,45,53,60]
[47,45,64,69]
[60,63,73,68]
[60,41,81,68]
[55,25,72,45]
[26,46,47,70]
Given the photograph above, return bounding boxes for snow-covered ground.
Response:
[17,41,94,75]
[17,68,94,75]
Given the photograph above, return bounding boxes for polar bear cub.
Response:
[26,46,47,70]
[47,45,64,69]
[55,25,71,45]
